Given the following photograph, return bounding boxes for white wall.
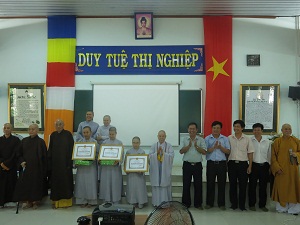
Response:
[0,17,299,166]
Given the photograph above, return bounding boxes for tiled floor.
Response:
[0,199,299,225]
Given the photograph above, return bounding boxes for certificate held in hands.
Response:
[124,154,149,173]
[99,144,123,166]
[72,142,96,166]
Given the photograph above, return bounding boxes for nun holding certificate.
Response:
[125,136,148,209]
[99,127,124,204]
[74,126,99,208]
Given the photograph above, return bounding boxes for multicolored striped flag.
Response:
[44,16,76,145]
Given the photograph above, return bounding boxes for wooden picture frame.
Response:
[8,83,46,132]
[135,12,153,40]
[99,144,124,161]
[72,142,96,160]
[124,154,149,173]
[239,84,280,134]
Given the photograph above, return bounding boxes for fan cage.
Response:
[144,201,195,225]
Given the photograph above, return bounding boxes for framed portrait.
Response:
[72,142,96,160]
[8,83,46,132]
[99,144,124,161]
[135,12,153,40]
[124,154,149,173]
[239,84,280,134]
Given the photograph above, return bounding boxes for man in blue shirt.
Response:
[205,121,230,210]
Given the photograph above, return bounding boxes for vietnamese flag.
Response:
[203,16,232,136]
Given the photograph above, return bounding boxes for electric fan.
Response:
[144,201,195,225]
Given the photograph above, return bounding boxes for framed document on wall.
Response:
[239,84,280,134]
[8,83,46,132]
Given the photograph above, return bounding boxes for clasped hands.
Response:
[213,141,222,150]
[157,146,163,155]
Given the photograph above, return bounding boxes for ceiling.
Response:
[0,0,300,18]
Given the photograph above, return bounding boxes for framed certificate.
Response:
[99,144,123,161]
[8,83,46,132]
[124,154,149,173]
[239,84,280,134]
[72,142,96,160]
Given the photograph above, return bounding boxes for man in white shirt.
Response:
[180,122,207,209]
[228,120,254,211]
[248,123,271,212]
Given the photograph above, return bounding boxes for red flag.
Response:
[203,16,232,136]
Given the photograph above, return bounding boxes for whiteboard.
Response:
[93,84,179,146]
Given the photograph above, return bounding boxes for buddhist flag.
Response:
[44,16,76,145]
[203,16,232,136]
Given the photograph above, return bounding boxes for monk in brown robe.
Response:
[13,124,47,209]
[271,123,300,214]
[0,123,20,208]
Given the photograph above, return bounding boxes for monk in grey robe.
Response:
[76,111,99,141]
[149,130,174,207]
[96,115,113,181]
[74,126,99,207]
[99,127,123,203]
[125,136,148,209]
[96,115,113,145]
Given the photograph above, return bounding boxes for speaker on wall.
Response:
[288,86,300,100]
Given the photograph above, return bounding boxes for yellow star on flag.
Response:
[207,56,230,81]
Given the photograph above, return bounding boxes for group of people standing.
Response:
[0,112,299,216]
[179,120,300,215]
[73,112,175,209]
[0,111,175,210]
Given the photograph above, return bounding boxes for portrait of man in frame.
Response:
[135,12,153,39]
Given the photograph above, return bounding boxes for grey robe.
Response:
[75,121,99,142]
[99,138,123,203]
[125,148,148,205]
[96,124,113,180]
[96,125,113,145]
[74,138,99,205]
[149,141,174,206]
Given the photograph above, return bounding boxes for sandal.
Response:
[22,202,33,209]
[32,202,39,209]
[80,203,88,208]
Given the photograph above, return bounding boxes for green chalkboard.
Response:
[73,90,93,131]
[73,89,202,133]
[179,90,202,133]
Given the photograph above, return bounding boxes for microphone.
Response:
[289,149,294,165]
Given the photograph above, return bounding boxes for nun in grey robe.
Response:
[125,148,148,208]
[74,137,99,206]
[99,138,124,203]
[75,120,99,142]
[95,124,113,181]
[149,140,174,206]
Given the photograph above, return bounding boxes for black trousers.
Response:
[182,161,203,208]
[227,160,248,209]
[206,160,227,207]
[248,162,270,208]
